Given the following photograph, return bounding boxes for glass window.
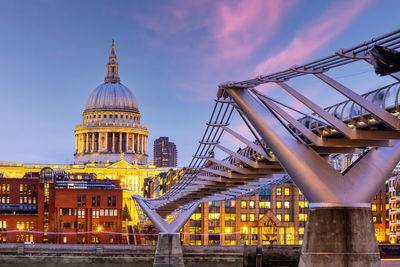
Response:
[209,213,220,220]
[284,201,290,209]
[284,214,290,222]
[299,214,307,221]
[224,214,236,221]
[241,201,247,209]
[299,227,304,235]
[266,201,271,209]
[259,214,264,220]
[371,204,377,211]
[276,214,282,221]
[249,201,255,209]
[241,214,247,222]
[276,201,282,209]
[259,201,265,208]
[284,188,290,196]
[249,214,255,221]
[276,188,282,196]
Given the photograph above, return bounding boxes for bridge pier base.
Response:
[154,233,184,267]
[299,207,380,267]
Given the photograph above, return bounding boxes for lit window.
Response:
[249,201,255,209]
[299,214,307,221]
[259,214,264,220]
[249,214,255,221]
[284,188,290,196]
[284,214,290,222]
[276,188,282,196]
[241,201,247,209]
[299,227,304,235]
[284,201,290,209]
[259,201,265,208]
[371,204,377,212]
[373,216,377,222]
[299,189,303,195]
[241,214,247,222]
[208,213,220,220]
[276,201,282,209]
[276,214,282,221]
[266,201,271,209]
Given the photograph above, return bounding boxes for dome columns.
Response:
[74,130,148,163]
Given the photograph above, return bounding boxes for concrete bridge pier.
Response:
[133,196,199,267]
[154,233,184,267]
[299,207,380,267]
[225,86,400,267]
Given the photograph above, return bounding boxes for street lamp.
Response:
[18,225,24,243]
[97,226,102,244]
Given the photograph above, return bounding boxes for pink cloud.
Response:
[132,1,213,36]
[213,0,295,62]
[255,0,371,75]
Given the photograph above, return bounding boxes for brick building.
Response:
[0,170,123,244]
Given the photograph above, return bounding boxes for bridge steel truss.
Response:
[134,29,400,267]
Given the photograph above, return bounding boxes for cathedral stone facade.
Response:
[74,40,148,164]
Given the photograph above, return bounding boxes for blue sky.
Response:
[0,0,399,166]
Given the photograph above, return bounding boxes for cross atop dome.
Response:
[105,39,120,83]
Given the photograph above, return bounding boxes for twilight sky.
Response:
[0,0,399,166]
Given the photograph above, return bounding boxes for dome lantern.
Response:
[105,39,120,83]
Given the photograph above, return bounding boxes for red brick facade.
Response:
[0,171,122,244]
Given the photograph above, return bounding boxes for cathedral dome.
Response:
[85,82,139,113]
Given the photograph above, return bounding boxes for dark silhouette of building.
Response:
[153,137,177,167]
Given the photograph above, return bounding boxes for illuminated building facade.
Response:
[181,182,308,246]
[0,171,123,244]
[0,41,169,226]
[74,40,149,165]
[144,170,390,245]
[388,175,400,243]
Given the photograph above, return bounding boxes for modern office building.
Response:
[153,137,178,167]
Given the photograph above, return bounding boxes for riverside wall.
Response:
[0,244,397,267]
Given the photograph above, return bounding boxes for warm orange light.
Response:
[97,226,102,232]
[226,228,231,234]
[18,226,24,231]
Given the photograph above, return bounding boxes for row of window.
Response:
[19,184,36,196]
[241,200,309,209]
[16,221,34,230]
[92,209,118,218]
[77,195,116,207]
[0,221,6,230]
[389,191,400,199]
[19,196,36,204]
[85,114,138,120]
[0,197,10,204]
[0,184,10,194]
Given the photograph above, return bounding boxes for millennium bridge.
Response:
[133,29,400,267]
